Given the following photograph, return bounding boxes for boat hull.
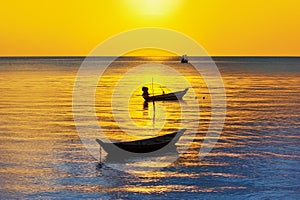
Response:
[144,88,188,102]
[96,129,186,154]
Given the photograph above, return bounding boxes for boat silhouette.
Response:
[181,54,189,63]
[142,87,188,102]
[96,129,186,155]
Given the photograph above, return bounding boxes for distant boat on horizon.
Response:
[181,54,189,63]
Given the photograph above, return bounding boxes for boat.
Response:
[142,87,189,102]
[96,129,186,154]
[181,54,188,63]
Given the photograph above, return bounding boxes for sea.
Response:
[0,57,299,199]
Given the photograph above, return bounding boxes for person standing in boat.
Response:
[142,86,149,100]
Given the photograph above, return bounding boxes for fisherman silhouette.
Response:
[142,86,149,99]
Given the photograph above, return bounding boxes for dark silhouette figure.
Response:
[143,101,148,110]
[181,54,188,63]
[142,86,149,100]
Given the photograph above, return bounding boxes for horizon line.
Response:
[0,55,299,58]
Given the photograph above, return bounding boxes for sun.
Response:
[127,0,181,15]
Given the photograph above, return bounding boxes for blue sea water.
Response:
[0,57,299,199]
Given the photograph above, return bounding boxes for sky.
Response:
[0,0,299,56]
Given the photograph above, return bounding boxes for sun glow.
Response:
[1,0,300,56]
[128,0,181,15]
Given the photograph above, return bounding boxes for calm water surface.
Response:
[0,57,299,199]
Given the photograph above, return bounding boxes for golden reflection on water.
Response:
[0,71,76,194]
[0,58,216,195]
[95,59,209,143]
[1,57,300,197]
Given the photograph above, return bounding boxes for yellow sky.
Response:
[0,0,299,56]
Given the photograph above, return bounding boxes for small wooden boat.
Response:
[96,129,186,154]
[142,87,188,102]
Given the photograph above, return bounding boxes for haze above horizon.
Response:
[1,0,299,56]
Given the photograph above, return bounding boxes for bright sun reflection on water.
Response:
[0,57,299,199]
[96,59,205,144]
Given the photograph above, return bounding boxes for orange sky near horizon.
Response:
[0,0,299,56]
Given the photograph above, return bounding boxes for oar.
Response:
[152,78,155,129]
[152,77,155,98]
